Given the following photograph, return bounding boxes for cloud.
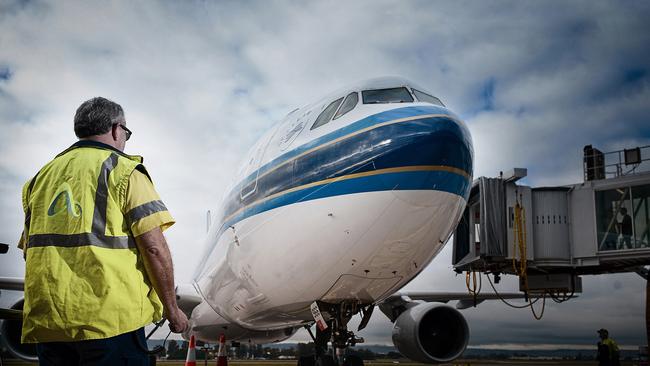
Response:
[0,0,649,348]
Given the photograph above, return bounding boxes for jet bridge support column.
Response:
[639,267,650,354]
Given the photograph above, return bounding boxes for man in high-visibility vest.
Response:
[597,328,620,366]
[18,97,189,365]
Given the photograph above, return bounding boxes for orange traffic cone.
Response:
[185,334,197,366]
[216,334,227,366]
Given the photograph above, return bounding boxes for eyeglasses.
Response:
[115,124,132,141]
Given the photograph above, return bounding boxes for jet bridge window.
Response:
[412,88,445,107]
[311,97,344,130]
[362,87,414,104]
[596,183,650,251]
[333,92,358,120]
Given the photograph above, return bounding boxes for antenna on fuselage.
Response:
[206,210,212,233]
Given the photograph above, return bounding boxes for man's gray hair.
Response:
[74,97,125,138]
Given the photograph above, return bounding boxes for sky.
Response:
[1,0,650,351]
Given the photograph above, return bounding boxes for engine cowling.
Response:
[0,299,37,362]
[391,303,469,364]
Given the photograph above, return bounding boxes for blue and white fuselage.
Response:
[187,77,473,344]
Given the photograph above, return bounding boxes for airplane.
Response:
[1,77,522,364]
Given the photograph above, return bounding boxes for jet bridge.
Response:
[452,145,650,295]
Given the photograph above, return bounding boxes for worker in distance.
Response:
[18,97,188,365]
[597,328,620,366]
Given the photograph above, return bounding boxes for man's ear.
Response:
[111,124,119,141]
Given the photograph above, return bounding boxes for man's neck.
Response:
[80,135,120,151]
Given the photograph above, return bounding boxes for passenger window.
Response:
[412,88,445,107]
[311,97,344,130]
[362,87,414,104]
[333,92,358,120]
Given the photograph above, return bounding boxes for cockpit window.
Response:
[412,88,445,107]
[362,87,414,104]
[311,97,344,130]
[333,92,358,120]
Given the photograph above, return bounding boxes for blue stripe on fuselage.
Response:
[220,169,470,239]
[235,105,462,192]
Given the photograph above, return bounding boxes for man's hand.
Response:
[135,228,188,333]
[167,307,189,333]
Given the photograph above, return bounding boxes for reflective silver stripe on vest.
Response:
[28,153,137,250]
[126,200,168,227]
[92,153,118,234]
[27,232,135,249]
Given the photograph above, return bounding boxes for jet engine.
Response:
[0,299,37,362]
[391,303,469,364]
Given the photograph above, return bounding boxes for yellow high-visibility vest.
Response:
[21,141,163,343]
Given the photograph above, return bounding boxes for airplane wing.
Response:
[1,243,25,320]
[0,277,24,292]
[379,291,528,321]
[0,308,22,320]
[175,283,203,317]
[387,291,525,306]
[0,277,25,320]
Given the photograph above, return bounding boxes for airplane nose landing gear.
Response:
[305,301,369,366]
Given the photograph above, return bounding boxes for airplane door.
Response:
[240,144,264,200]
[240,126,280,200]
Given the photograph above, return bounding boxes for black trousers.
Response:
[36,328,150,366]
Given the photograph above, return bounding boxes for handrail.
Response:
[584,145,650,180]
